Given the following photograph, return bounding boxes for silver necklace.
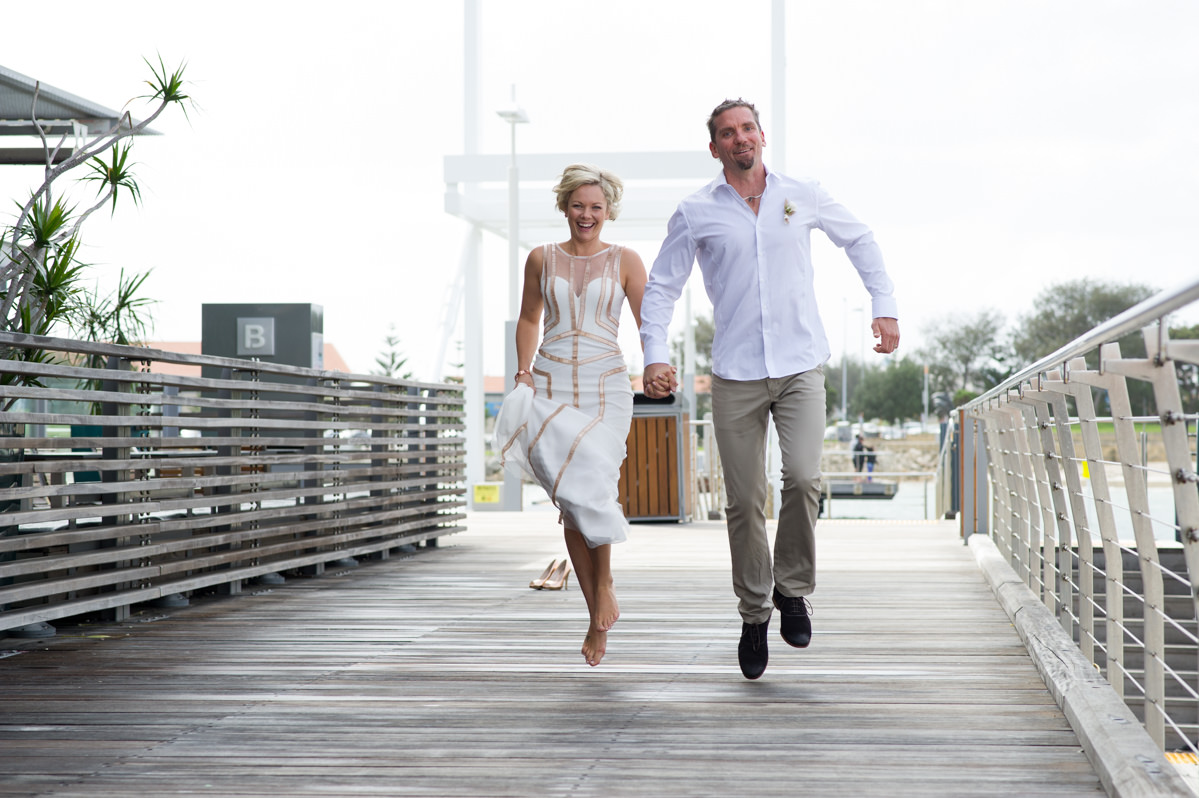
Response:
[739,190,764,203]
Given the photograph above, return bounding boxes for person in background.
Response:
[852,433,873,476]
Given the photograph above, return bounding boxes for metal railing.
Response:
[688,416,725,521]
[0,331,466,636]
[950,277,1199,763]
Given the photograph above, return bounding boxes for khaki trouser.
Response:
[711,368,825,624]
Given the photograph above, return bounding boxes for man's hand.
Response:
[642,362,678,398]
[872,317,900,354]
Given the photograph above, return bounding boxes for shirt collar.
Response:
[710,164,776,194]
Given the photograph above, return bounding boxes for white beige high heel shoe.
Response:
[529,559,559,590]
[541,559,571,591]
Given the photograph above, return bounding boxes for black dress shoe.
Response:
[738,619,769,680]
[773,587,812,648]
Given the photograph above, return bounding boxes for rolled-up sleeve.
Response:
[640,207,696,366]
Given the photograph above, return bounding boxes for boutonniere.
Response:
[783,199,796,224]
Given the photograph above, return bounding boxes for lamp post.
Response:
[841,298,848,421]
[497,86,529,319]
[496,86,528,511]
[856,305,865,409]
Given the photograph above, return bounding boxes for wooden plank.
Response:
[0,517,1117,796]
[634,418,650,515]
[970,535,1192,796]
[664,415,678,516]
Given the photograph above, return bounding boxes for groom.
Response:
[639,99,900,679]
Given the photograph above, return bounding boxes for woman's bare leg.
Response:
[563,527,619,666]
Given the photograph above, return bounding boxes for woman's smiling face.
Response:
[566,184,608,243]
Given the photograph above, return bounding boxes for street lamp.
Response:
[496,86,528,511]
[841,298,848,422]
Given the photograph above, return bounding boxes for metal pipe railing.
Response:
[950,279,1199,768]
[970,276,1199,408]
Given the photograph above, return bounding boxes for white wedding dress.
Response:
[494,243,633,547]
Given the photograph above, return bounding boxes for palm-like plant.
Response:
[0,57,190,409]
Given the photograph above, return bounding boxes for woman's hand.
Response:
[642,363,677,398]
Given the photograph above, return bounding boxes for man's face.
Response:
[709,106,765,173]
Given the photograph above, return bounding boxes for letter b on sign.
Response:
[237,317,276,356]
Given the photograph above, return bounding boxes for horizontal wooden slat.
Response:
[0,331,466,632]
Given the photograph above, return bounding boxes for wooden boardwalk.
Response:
[0,512,1107,797]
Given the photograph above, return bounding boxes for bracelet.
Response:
[514,369,531,379]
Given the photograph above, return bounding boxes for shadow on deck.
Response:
[0,512,1185,796]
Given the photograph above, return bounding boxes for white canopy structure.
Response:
[0,64,156,165]
[445,0,789,507]
[444,150,714,245]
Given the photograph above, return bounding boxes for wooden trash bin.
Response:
[618,395,690,522]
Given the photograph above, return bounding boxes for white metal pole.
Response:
[683,282,696,415]
[463,229,484,500]
[766,0,787,520]
[922,364,930,431]
[501,85,524,511]
[462,0,484,505]
[859,306,866,406]
[507,106,520,319]
[841,297,848,421]
[771,0,786,173]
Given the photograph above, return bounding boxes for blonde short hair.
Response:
[552,163,623,221]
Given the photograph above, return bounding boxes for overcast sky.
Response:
[2,0,1197,379]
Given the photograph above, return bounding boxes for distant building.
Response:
[139,342,352,377]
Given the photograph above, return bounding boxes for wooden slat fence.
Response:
[0,331,465,634]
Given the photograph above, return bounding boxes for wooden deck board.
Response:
[0,514,1106,796]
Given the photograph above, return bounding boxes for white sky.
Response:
[2,0,1197,380]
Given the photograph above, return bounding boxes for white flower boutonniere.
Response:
[783,200,796,224]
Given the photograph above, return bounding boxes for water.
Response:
[520,477,1187,540]
[820,479,939,521]
[520,479,942,522]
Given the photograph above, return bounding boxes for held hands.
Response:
[642,363,678,399]
[514,370,535,391]
[872,317,900,354]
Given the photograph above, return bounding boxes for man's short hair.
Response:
[707,99,762,143]
[552,163,624,220]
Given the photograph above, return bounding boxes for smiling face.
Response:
[708,106,766,174]
[565,184,608,244]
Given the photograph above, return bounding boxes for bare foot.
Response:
[581,623,607,667]
[594,584,620,632]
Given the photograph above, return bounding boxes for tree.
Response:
[1010,278,1155,365]
[1,57,189,409]
[824,368,841,417]
[1011,279,1158,416]
[670,312,715,375]
[917,308,1007,394]
[74,269,155,348]
[822,358,867,419]
[850,357,923,421]
[372,324,413,379]
[1170,322,1199,415]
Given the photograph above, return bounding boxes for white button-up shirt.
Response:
[640,168,898,381]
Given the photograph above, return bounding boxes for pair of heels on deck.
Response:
[529,559,571,590]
